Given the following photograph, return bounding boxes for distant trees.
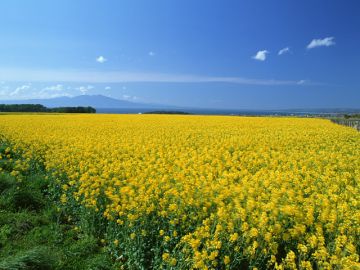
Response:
[50,106,96,113]
[0,104,96,113]
[344,114,360,119]
[0,104,48,112]
[144,111,190,115]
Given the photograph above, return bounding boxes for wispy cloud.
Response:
[278,47,290,55]
[96,56,107,63]
[76,85,94,95]
[37,84,73,98]
[10,84,31,96]
[42,84,64,91]
[105,86,111,90]
[0,68,311,86]
[0,82,75,99]
[252,50,269,61]
[148,51,155,56]
[122,94,138,101]
[297,80,307,85]
[307,37,335,49]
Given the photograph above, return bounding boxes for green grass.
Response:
[0,143,118,270]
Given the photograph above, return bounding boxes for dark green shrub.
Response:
[0,174,15,193]
[11,190,44,212]
[0,247,55,270]
[84,254,113,270]
[26,175,50,194]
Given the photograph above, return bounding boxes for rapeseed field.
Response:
[0,114,359,269]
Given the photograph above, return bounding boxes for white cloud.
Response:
[10,84,31,96]
[77,86,88,95]
[252,50,269,61]
[278,47,290,55]
[297,80,308,85]
[96,56,107,63]
[105,86,111,90]
[42,84,63,91]
[79,87,88,94]
[39,92,73,99]
[37,84,73,99]
[148,51,155,56]
[76,85,94,95]
[0,68,312,86]
[0,82,75,99]
[307,37,335,49]
[122,94,138,101]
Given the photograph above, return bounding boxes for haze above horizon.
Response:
[0,0,359,109]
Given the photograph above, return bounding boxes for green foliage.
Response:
[10,190,45,212]
[0,225,12,248]
[0,104,48,113]
[144,111,190,115]
[82,254,113,270]
[50,107,96,113]
[0,174,15,193]
[343,113,360,119]
[0,247,55,270]
[0,142,118,270]
[0,104,96,114]
[25,174,50,194]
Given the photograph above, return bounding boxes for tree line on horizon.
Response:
[0,104,96,113]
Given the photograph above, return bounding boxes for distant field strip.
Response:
[0,115,359,269]
[331,119,360,131]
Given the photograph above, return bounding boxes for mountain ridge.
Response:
[0,95,163,109]
[1,95,359,114]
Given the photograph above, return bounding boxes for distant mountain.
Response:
[1,95,359,115]
[0,95,164,109]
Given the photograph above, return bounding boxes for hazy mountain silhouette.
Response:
[0,95,164,109]
[1,95,359,114]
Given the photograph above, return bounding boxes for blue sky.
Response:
[0,0,359,109]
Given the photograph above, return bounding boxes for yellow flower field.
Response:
[0,114,359,269]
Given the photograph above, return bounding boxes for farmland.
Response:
[0,114,359,269]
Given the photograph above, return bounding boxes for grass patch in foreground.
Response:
[0,144,118,270]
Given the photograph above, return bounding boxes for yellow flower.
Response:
[164,236,171,242]
[224,255,230,265]
[230,232,239,242]
[162,253,170,261]
[298,244,308,253]
[209,250,218,260]
[169,258,177,266]
[249,228,259,238]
